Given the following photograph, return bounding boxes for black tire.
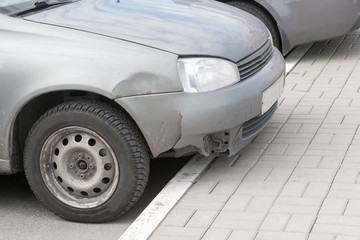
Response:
[226,1,281,51]
[24,100,150,222]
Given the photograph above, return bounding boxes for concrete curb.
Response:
[119,155,215,240]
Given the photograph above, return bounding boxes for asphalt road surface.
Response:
[0,156,190,240]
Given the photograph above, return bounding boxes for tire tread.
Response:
[24,99,150,222]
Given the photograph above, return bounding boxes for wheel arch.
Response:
[220,0,289,53]
[11,90,148,170]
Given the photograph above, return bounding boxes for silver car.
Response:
[0,0,285,222]
[219,0,360,54]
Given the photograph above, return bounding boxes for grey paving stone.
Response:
[318,156,343,169]
[176,201,224,211]
[285,214,316,233]
[222,195,252,212]
[263,143,289,155]
[270,197,323,214]
[255,160,297,168]
[265,168,294,182]
[258,154,301,163]
[233,182,284,196]
[201,228,232,240]
[312,133,334,144]
[344,200,360,217]
[318,124,358,134]
[334,169,360,183]
[180,192,230,204]
[211,212,265,230]
[288,116,325,124]
[316,215,360,226]
[336,236,360,240]
[341,157,360,170]
[186,180,219,195]
[161,208,195,227]
[150,236,198,240]
[273,135,312,144]
[308,144,348,151]
[280,182,308,197]
[297,156,322,168]
[186,210,219,228]
[260,213,291,231]
[304,149,346,158]
[319,198,348,215]
[153,226,206,238]
[328,183,360,199]
[313,215,360,236]
[279,123,302,133]
[243,167,273,182]
[252,132,278,144]
[303,183,331,198]
[209,181,240,196]
[346,145,360,157]
[211,154,240,167]
[331,134,354,145]
[227,230,257,240]
[255,231,308,240]
[283,144,308,156]
[290,168,338,183]
[323,114,345,124]
[268,114,289,124]
[307,233,336,240]
[245,196,276,213]
[232,154,260,168]
[298,123,322,134]
[199,166,248,182]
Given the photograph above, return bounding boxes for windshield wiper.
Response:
[33,0,74,8]
[9,0,75,16]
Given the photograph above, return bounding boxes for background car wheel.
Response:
[24,100,150,222]
[226,1,281,51]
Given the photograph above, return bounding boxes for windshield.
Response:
[0,0,74,15]
[0,0,33,6]
[0,1,35,15]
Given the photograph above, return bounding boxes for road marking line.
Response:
[285,43,314,75]
[119,155,215,240]
[118,43,313,240]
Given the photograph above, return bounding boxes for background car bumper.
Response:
[116,48,285,157]
[351,16,360,31]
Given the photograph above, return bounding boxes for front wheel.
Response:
[24,100,150,222]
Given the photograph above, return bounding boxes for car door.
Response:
[258,0,360,47]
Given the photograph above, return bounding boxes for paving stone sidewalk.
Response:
[150,29,360,240]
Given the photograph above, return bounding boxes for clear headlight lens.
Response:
[177,58,240,93]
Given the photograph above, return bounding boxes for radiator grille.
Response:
[242,102,277,138]
[237,40,273,80]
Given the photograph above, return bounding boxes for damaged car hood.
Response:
[24,0,268,62]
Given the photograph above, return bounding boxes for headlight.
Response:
[177,58,240,93]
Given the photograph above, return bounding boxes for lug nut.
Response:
[80,174,85,178]
[69,163,74,168]
[89,164,93,169]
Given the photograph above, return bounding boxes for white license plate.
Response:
[261,74,284,114]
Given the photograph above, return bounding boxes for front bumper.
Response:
[351,15,360,31]
[116,48,285,157]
